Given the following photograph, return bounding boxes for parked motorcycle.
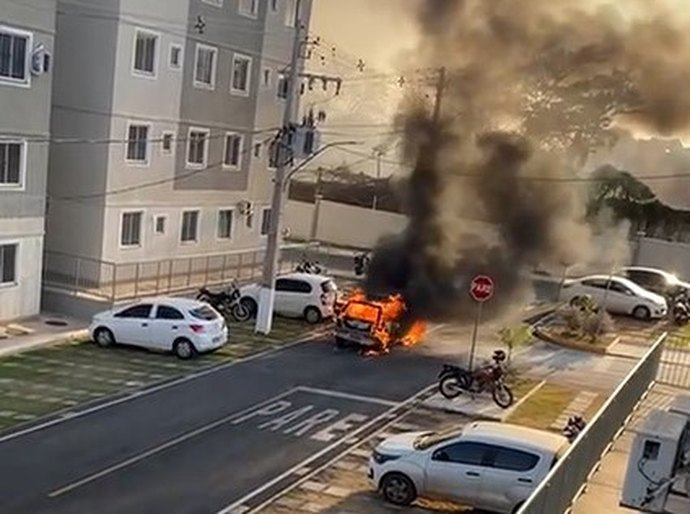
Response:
[295,258,324,274]
[196,281,251,322]
[438,350,514,408]
[562,415,587,443]
[354,252,370,277]
[671,292,689,326]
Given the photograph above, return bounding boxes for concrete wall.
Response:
[634,237,690,280]
[284,200,408,248]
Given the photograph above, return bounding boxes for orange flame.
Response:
[336,289,426,354]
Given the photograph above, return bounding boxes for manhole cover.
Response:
[45,319,69,327]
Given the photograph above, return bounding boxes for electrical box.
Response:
[668,395,690,496]
[621,409,688,512]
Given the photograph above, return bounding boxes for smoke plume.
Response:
[365,0,690,322]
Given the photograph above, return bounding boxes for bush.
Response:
[581,310,614,342]
[557,306,585,335]
[499,325,533,365]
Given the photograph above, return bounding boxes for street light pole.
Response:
[255,0,304,335]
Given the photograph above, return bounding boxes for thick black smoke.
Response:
[365,0,690,323]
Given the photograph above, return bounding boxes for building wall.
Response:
[284,200,408,248]
[0,0,56,320]
[634,237,690,280]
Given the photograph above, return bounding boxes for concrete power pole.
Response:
[255,0,304,334]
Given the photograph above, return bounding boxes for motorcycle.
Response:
[562,415,586,443]
[438,350,514,408]
[354,252,370,276]
[671,292,689,326]
[196,281,251,322]
[295,258,324,274]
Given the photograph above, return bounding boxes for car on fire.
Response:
[238,272,338,324]
[334,290,425,352]
[369,421,569,513]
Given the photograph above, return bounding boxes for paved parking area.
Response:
[257,405,472,514]
[0,317,326,432]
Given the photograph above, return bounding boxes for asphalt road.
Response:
[0,337,449,514]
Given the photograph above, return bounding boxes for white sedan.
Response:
[89,297,228,359]
[239,272,338,324]
[369,421,568,514]
[559,274,668,320]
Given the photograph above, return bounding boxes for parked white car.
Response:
[369,422,568,514]
[239,272,338,324]
[89,297,228,359]
[559,274,668,320]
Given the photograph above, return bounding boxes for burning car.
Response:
[334,290,426,353]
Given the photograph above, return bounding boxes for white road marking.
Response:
[47,388,301,498]
[0,330,326,444]
[294,386,398,407]
[215,383,436,514]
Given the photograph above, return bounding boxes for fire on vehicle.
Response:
[334,289,426,354]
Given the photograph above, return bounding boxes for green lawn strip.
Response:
[506,382,579,431]
[509,376,543,401]
[0,395,67,416]
[1,376,101,402]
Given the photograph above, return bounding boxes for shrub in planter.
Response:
[582,309,614,342]
[557,305,585,336]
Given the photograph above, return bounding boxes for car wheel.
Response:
[304,306,322,324]
[335,336,350,349]
[633,305,651,321]
[569,296,581,307]
[380,472,416,506]
[240,298,257,319]
[94,327,115,348]
[173,338,196,360]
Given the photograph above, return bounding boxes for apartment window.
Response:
[194,44,217,89]
[0,243,17,285]
[231,54,252,95]
[121,212,143,247]
[0,141,24,186]
[161,132,174,154]
[0,27,31,85]
[169,44,182,70]
[285,0,299,27]
[202,0,223,6]
[260,208,272,236]
[262,67,272,88]
[270,0,279,11]
[186,128,209,167]
[223,133,242,168]
[181,210,200,243]
[154,215,166,234]
[133,30,158,76]
[126,124,150,163]
[217,209,234,239]
[277,72,288,99]
[239,0,259,17]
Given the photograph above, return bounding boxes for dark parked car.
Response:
[618,266,690,298]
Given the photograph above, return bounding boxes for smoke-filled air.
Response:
[364,0,690,323]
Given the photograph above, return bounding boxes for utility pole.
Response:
[371,147,383,211]
[433,66,446,125]
[309,167,323,242]
[255,0,304,335]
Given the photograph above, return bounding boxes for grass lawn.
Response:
[507,382,579,431]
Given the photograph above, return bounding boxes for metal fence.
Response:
[517,333,667,514]
[43,244,322,302]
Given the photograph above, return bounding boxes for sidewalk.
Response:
[572,383,690,514]
[0,314,88,358]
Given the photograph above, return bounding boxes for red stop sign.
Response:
[470,275,494,302]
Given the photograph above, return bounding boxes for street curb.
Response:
[532,326,615,355]
[0,329,90,359]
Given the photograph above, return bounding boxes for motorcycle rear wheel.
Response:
[439,374,469,399]
[492,384,514,409]
[231,302,251,322]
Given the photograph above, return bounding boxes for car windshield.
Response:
[413,428,464,450]
[189,306,218,321]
